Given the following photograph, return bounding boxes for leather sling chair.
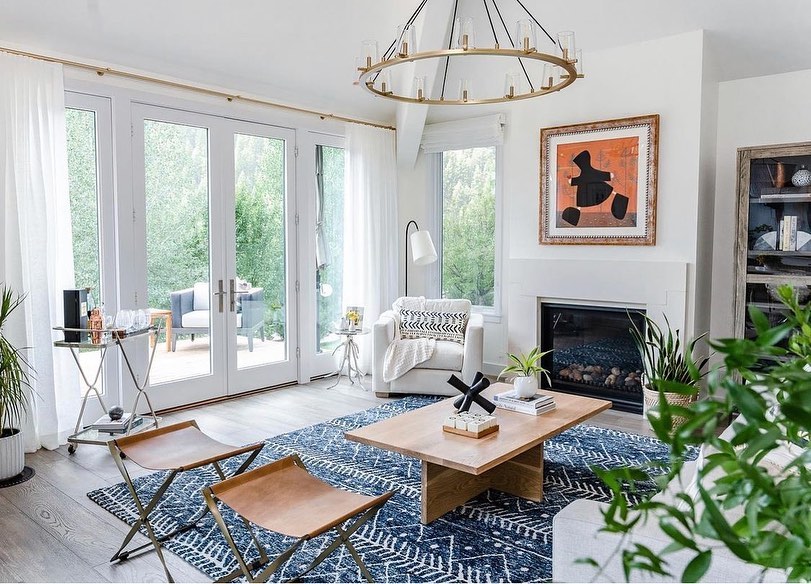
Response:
[202,454,394,583]
[107,420,264,582]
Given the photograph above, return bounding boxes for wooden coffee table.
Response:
[345,383,611,524]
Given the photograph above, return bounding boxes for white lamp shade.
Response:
[410,230,437,265]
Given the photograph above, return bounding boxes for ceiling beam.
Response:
[396,0,456,169]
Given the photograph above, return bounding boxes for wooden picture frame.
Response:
[539,114,659,245]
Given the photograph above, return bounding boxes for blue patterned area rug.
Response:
[88,397,674,583]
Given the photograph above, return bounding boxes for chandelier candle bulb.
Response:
[455,17,475,50]
[361,39,378,69]
[558,31,576,62]
[379,70,392,94]
[413,76,426,101]
[505,72,520,98]
[459,79,471,102]
[516,19,536,52]
[542,63,560,90]
[398,24,417,57]
[575,49,584,76]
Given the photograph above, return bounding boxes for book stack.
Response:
[493,390,556,415]
[89,412,143,434]
[778,215,798,251]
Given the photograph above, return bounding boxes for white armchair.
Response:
[372,297,484,397]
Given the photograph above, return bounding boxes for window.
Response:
[66,100,110,397]
[315,144,346,352]
[439,146,498,309]
[66,107,102,300]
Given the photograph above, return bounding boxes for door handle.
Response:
[229,279,236,313]
[213,279,226,313]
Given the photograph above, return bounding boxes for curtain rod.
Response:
[0,46,396,131]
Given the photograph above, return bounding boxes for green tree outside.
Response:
[441,147,496,306]
[66,114,347,346]
[66,108,101,299]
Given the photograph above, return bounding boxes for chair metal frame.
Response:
[202,454,392,583]
[107,420,264,583]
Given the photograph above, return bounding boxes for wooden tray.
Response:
[442,424,499,439]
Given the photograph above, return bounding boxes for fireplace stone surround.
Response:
[507,258,690,415]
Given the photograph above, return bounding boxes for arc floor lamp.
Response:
[404,220,437,296]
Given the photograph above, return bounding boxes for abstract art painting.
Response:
[540,114,659,245]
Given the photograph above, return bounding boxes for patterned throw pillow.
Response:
[399,309,468,344]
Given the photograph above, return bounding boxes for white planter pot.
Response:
[513,376,538,398]
[0,428,24,481]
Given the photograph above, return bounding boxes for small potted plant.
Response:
[0,285,33,481]
[499,347,553,398]
[629,313,708,429]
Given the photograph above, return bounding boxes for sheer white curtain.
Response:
[0,52,80,451]
[343,125,398,370]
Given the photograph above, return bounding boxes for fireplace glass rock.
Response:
[540,303,645,413]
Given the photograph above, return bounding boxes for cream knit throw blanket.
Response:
[382,337,435,382]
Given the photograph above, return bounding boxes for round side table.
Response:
[328,327,370,389]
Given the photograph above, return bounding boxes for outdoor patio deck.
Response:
[76,332,340,387]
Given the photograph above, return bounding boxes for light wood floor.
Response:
[0,377,653,583]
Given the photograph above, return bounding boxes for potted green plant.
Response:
[0,285,33,481]
[629,313,708,429]
[592,285,811,581]
[499,347,553,398]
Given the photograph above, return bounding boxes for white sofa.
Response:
[552,419,786,582]
[372,297,484,397]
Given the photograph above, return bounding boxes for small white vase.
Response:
[513,376,537,398]
[0,428,25,481]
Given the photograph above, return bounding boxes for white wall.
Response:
[711,67,811,340]
[399,30,712,370]
[397,153,435,298]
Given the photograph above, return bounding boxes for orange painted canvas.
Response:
[555,137,639,228]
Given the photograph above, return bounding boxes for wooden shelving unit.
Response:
[734,142,811,339]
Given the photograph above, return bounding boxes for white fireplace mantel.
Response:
[507,258,689,353]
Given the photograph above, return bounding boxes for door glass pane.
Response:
[66,107,104,391]
[316,145,345,353]
[144,120,211,384]
[234,133,287,369]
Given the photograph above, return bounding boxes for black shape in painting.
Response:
[562,150,628,226]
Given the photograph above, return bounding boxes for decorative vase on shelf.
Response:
[513,375,537,398]
[791,165,811,188]
[770,162,796,188]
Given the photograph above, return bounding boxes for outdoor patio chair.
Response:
[202,454,393,582]
[169,283,266,351]
[107,420,264,582]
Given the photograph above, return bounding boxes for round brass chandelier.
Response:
[356,0,584,106]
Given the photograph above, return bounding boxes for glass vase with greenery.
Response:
[589,286,811,581]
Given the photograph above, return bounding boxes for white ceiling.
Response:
[1,0,809,125]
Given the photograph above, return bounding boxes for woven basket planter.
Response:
[642,384,697,429]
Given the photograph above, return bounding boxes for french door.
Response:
[131,104,297,410]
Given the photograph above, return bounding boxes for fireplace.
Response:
[539,302,645,413]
